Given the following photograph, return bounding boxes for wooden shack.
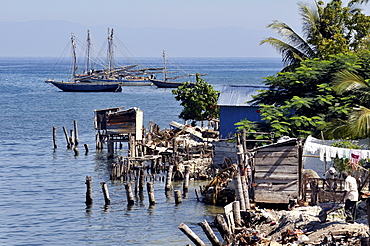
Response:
[252,138,303,206]
[94,107,143,140]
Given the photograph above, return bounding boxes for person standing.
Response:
[342,171,359,223]
[324,167,337,190]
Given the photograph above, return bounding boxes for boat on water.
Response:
[151,79,191,88]
[46,29,162,91]
[45,79,122,92]
[46,32,122,92]
[150,51,205,88]
[79,29,161,86]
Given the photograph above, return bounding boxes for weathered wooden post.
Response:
[107,139,114,159]
[96,131,102,150]
[147,182,155,206]
[84,144,89,155]
[233,173,246,210]
[62,126,71,149]
[85,176,93,206]
[74,120,79,146]
[178,223,206,246]
[139,169,145,193]
[174,190,182,204]
[53,126,57,149]
[69,129,74,146]
[183,165,190,193]
[73,146,79,156]
[241,175,250,209]
[214,214,232,241]
[125,183,135,205]
[232,201,242,228]
[165,165,173,192]
[199,220,222,246]
[195,189,200,201]
[101,182,111,205]
[134,168,140,194]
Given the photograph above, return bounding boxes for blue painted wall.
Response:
[219,106,262,139]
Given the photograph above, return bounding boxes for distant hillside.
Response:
[0,20,277,57]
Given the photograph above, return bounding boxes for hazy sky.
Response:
[0,0,367,57]
[1,0,304,30]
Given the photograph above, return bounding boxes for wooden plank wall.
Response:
[212,140,238,166]
[254,144,299,204]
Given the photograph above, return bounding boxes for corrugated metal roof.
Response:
[217,85,268,106]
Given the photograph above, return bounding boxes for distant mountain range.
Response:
[0,20,278,57]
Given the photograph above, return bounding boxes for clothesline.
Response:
[304,136,370,166]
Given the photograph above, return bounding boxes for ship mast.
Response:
[163,50,167,81]
[71,33,77,82]
[85,30,91,74]
[107,28,114,72]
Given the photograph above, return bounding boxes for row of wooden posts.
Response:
[85,165,195,207]
[52,120,89,155]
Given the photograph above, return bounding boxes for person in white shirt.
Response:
[342,171,359,223]
[324,167,337,190]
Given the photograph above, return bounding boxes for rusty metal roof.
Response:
[217,85,267,106]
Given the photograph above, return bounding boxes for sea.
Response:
[0,57,283,245]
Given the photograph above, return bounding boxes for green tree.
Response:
[261,0,370,68]
[242,52,370,139]
[172,74,219,125]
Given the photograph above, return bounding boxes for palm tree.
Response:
[261,0,367,69]
[329,70,370,138]
[260,2,318,68]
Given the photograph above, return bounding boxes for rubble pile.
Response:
[227,203,369,245]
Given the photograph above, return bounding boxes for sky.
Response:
[0,0,367,57]
[0,0,303,29]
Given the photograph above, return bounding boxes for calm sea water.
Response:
[0,57,282,245]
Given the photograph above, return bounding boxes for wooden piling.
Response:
[125,183,135,205]
[139,169,145,193]
[73,146,79,156]
[214,214,232,240]
[74,120,79,146]
[85,176,93,206]
[53,126,57,149]
[199,220,222,246]
[178,223,206,246]
[107,140,114,159]
[232,201,242,228]
[233,173,246,210]
[183,165,190,193]
[100,182,111,205]
[147,182,155,206]
[62,126,71,149]
[174,190,182,204]
[84,144,89,154]
[165,165,173,192]
[241,175,250,210]
[69,129,74,146]
[195,189,200,201]
[96,131,103,150]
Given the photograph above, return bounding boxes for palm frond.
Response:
[333,70,368,94]
[260,38,308,66]
[347,106,370,138]
[299,2,320,37]
[265,20,315,59]
[349,0,369,7]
